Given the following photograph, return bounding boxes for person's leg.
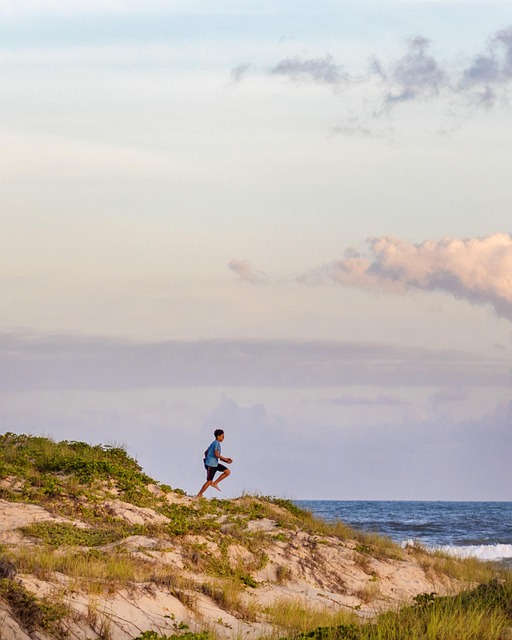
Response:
[211,465,230,490]
[197,467,216,497]
[196,480,212,497]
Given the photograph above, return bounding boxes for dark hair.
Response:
[214,429,224,438]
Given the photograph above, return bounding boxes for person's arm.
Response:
[214,446,232,464]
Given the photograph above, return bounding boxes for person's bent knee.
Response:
[225,469,231,476]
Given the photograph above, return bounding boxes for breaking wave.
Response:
[435,543,512,561]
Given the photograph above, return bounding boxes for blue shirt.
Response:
[205,439,221,467]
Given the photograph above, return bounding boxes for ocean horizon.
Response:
[296,500,512,564]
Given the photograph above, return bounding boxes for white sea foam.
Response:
[435,544,512,561]
[403,540,512,561]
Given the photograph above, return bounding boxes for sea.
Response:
[295,501,512,565]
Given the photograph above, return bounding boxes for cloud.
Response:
[460,54,500,88]
[270,55,348,86]
[381,27,512,109]
[315,233,512,321]
[321,395,409,407]
[332,119,381,138]
[228,259,269,284]
[230,232,512,324]
[461,27,512,87]
[384,36,446,104]
[231,63,253,83]
[0,332,508,391]
[496,27,512,76]
[234,25,512,133]
[429,387,468,409]
[457,26,512,105]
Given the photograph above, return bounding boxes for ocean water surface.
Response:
[296,501,512,563]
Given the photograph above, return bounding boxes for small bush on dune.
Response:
[0,432,154,503]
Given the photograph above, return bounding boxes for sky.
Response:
[1,0,512,500]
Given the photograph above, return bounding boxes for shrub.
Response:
[0,433,153,498]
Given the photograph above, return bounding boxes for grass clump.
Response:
[291,579,512,640]
[406,541,503,585]
[265,597,358,636]
[200,579,259,621]
[239,573,258,588]
[7,545,201,599]
[0,432,146,482]
[5,546,162,594]
[132,631,210,640]
[429,549,502,584]
[0,577,69,636]
[361,580,512,640]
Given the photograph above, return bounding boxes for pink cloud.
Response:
[325,233,512,319]
[228,259,269,285]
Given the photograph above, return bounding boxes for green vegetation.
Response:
[0,432,148,483]
[0,577,69,637]
[0,432,219,537]
[133,579,512,640]
[2,546,167,593]
[1,433,510,640]
[199,578,259,621]
[20,520,135,547]
[132,631,209,640]
[264,598,358,635]
[294,579,512,640]
[0,431,155,511]
[407,540,501,585]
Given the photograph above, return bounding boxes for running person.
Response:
[196,429,233,497]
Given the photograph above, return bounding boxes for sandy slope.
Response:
[0,495,462,640]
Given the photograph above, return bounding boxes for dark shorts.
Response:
[206,464,227,482]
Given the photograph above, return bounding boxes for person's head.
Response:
[214,429,224,441]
